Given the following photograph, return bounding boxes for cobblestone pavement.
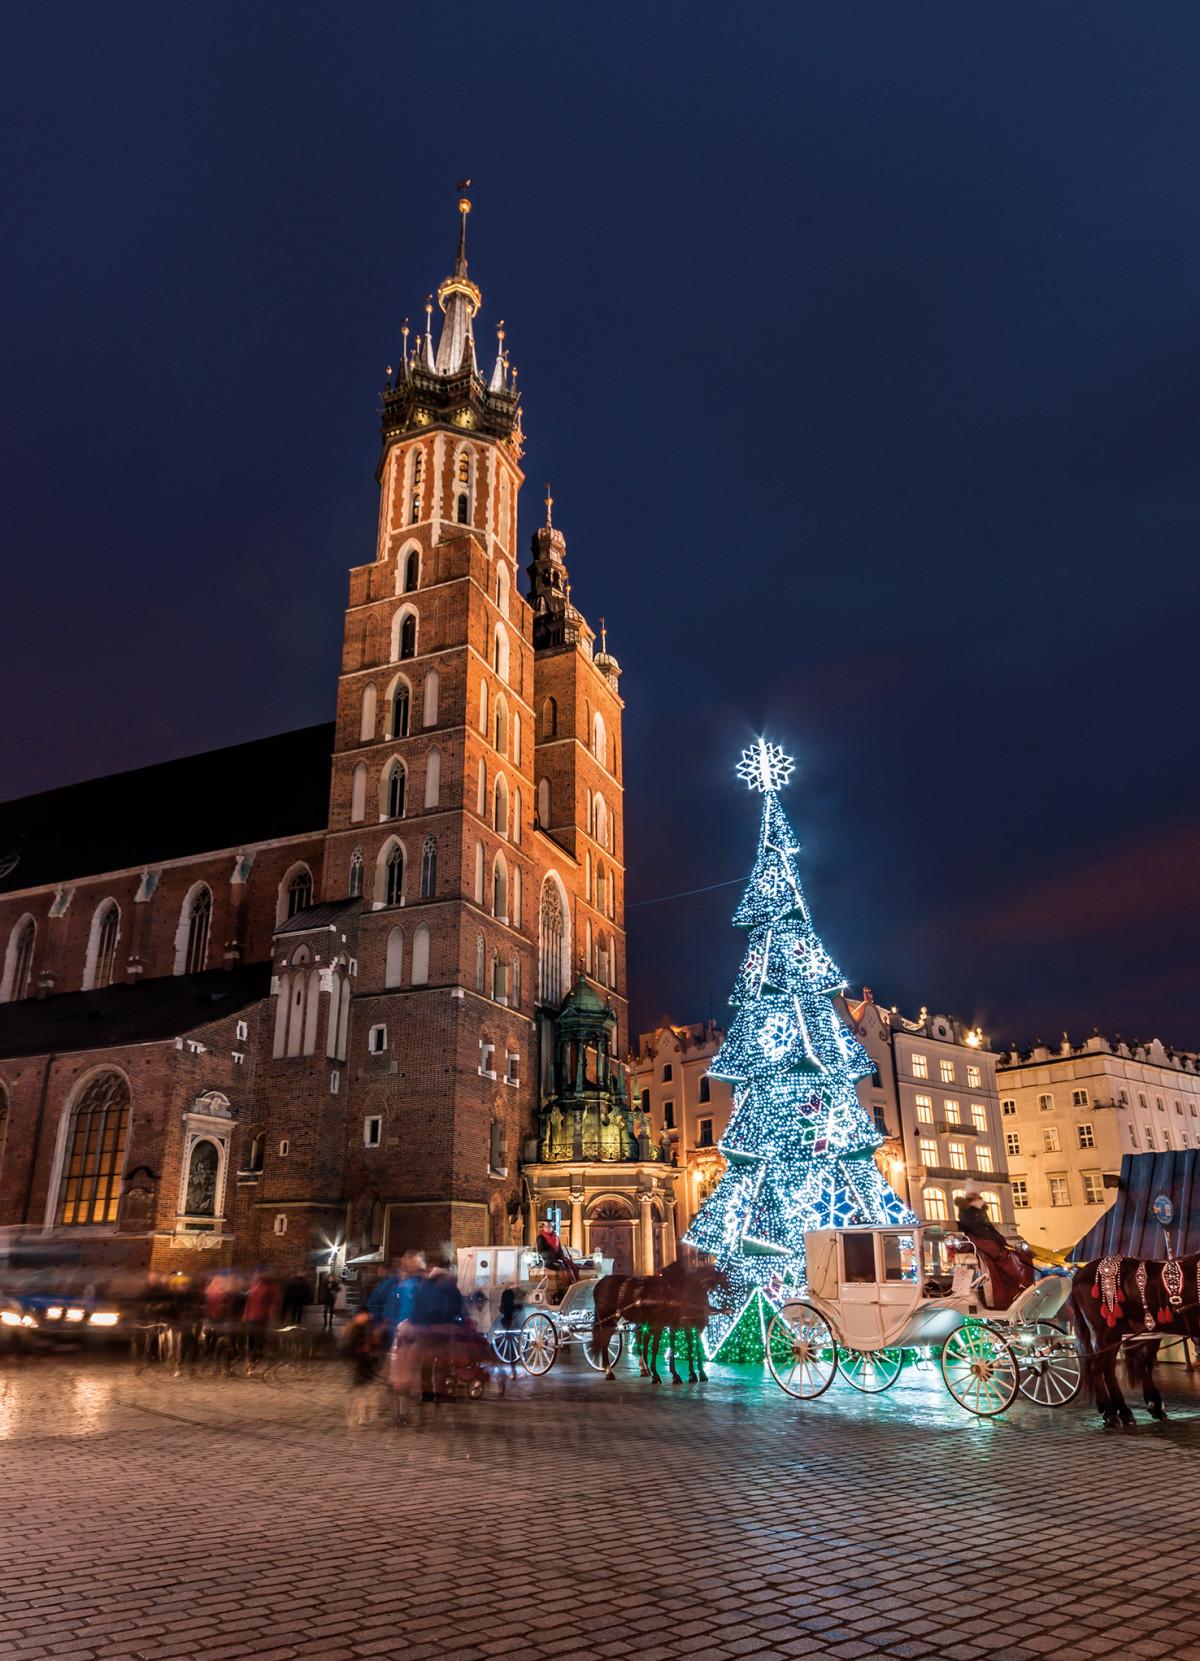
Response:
[2,1349,1200,1661]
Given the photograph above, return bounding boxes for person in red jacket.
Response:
[242,1269,282,1368]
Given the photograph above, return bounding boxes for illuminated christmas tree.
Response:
[686,739,912,1359]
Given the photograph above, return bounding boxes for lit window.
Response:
[918,1137,938,1165]
[948,1142,967,1171]
[939,1060,955,1085]
[1005,1131,1020,1156]
[1001,1099,1016,1116]
[1049,1177,1070,1207]
[1037,1093,1053,1112]
[1077,1123,1094,1149]
[923,1188,948,1222]
[915,1094,933,1124]
[1043,1126,1060,1153]
[944,1100,961,1126]
[966,1065,981,1090]
[971,1103,988,1134]
[976,1145,993,1173]
[368,1024,387,1055]
[697,1118,714,1148]
[1072,1089,1089,1109]
[911,1054,928,1080]
[1011,1179,1029,1209]
[1082,1173,1105,1205]
[364,1117,382,1148]
[56,1072,130,1225]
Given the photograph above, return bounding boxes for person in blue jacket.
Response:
[367,1250,426,1346]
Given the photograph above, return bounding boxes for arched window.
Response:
[923,1188,948,1222]
[494,694,509,756]
[90,902,120,990]
[537,778,551,829]
[423,669,439,727]
[593,712,606,767]
[513,787,522,846]
[384,843,404,906]
[493,855,508,920]
[540,879,566,1007]
[457,451,470,484]
[420,835,437,898]
[477,757,487,816]
[475,933,486,992]
[597,932,609,988]
[348,846,364,898]
[359,682,377,742]
[184,888,211,975]
[351,762,367,822]
[185,1140,220,1217]
[56,1071,130,1225]
[479,680,489,735]
[494,775,509,838]
[981,1191,1002,1224]
[327,957,351,1061]
[385,927,404,989]
[399,613,417,659]
[3,916,35,1002]
[404,550,419,593]
[496,562,509,614]
[492,952,508,1004]
[474,840,485,904]
[411,924,430,985]
[594,796,607,850]
[287,869,312,918]
[512,711,521,768]
[457,493,469,523]
[512,865,522,929]
[248,1131,265,1173]
[387,762,406,819]
[424,746,441,808]
[542,697,557,738]
[494,626,509,683]
[391,681,410,739]
[596,861,605,917]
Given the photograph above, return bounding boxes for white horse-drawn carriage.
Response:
[456,1246,623,1376]
[766,1225,1080,1416]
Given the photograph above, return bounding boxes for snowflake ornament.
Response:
[737,738,795,794]
[758,1011,793,1060]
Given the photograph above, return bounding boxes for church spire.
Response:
[435,183,482,374]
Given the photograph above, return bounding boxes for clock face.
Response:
[453,407,476,428]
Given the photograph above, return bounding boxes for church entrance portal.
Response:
[590,1202,635,1276]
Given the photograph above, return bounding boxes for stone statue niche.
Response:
[538,975,661,1163]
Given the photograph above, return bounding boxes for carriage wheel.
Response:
[581,1327,624,1372]
[518,1311,558,1375]
[1014,1319,1082,1407]
[940,1324,1019,1416]
[837,1346,904,1393]
[490,1328,521,1367]
[766,1305,838,1399]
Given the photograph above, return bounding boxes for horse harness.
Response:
[1092,1252,1194,1347]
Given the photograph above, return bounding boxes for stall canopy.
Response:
[1070,1150,1200,1260]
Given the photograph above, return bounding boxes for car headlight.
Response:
[20,1315,35,1328]
[45,1306,63,1320]
[65,1308,85,1322]
[0,1310,20,1327]
[88,1311,119,1327]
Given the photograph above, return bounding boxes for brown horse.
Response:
[590,1262,727,1383]
[1071,1251,1200,1427]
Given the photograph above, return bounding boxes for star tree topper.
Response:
[736,738,795,795]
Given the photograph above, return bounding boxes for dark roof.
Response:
[1070,1150,1200,1259]
[274,898,362,936]
[0,723,335,896]
[0,965,272,1060]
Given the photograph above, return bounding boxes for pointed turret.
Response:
[434,187,481,373]
[526,489,594,654]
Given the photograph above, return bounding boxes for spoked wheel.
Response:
[766,1304,838,1399]
[518,1311,558,1375]
[940,1323,1019,1416]
[489,1327,522,1367]
[581,1326,624,1372]
[837,1346,904,1393]
[1014,1319,1082,1406]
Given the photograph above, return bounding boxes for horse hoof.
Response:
[1149,1404,1168,1421]
[1120,1410,1136,1427]
[671,1376,682,1386]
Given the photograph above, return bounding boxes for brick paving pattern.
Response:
[2,1352,1200,1660]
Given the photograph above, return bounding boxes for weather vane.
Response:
[736,738,795,794]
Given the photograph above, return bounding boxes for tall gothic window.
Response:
[287,869,312,918]
[94,904,120,989]
[542,697,557,738]
[57,1071,130,1225]
[385,844,404,907]
[348,846,364,898]
[420,835,437,898]
[475,933,485,992]
[391,685,410,738]
[404,551,419,593]
[10,919,34,1001]
[185,889,211,975]
[388,764,406,819]
[540,881,564,1007]
[512,955,521,1010]
[493,858,508,919]
[399,614,416,659]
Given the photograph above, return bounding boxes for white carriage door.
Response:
[838,1231,883,1348]
[877,1232,920,1345]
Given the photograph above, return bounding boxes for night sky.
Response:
[3,6,1200,1052]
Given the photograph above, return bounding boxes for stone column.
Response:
[639,1192,655,1275]
[662,1195,678,1265]
[570,1187,585,1255]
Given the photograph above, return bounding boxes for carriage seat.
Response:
[985,1275,1071,1325]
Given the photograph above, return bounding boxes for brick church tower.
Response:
[279,192,631,1261]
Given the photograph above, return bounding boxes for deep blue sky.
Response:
[3,5,1200,1051]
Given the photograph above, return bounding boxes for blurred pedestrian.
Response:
[322,1276,341,1333]
[341,1309,380,1427]
[368,1250,425,1348]
[243,1268,281,1367]
[282,1271,311,1327]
